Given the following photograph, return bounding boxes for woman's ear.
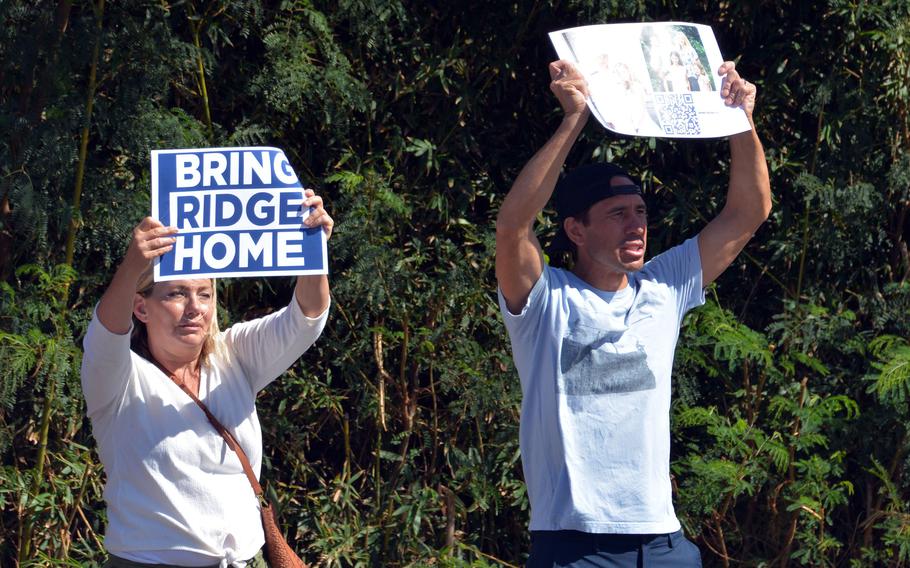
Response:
[133,294,149,323]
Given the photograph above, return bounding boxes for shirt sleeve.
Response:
[639,236,705,322]
[81,306,135,419]
[220,298,329,394]
[497,265,551,343]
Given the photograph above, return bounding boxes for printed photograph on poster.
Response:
[150,147,328,282]
[549,22,752,138]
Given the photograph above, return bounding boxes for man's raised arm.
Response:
[698,61,772,286]
[496,61,590,313]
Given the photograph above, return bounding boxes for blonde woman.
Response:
[82,189,332,568]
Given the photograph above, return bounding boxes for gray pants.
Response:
[103,549,268,568]
[528,530,702,567]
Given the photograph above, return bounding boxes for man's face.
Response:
[565,178,648,277]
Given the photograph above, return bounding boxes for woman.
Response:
[595,61,655,135]
[666,51,689,92]
[81,189,332,567]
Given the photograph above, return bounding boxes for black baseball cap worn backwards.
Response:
[548,163,643,253]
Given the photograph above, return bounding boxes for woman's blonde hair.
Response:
[130,262,222,370]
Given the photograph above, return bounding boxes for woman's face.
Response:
[133,279,214,359]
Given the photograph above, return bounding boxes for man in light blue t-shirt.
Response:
[495,59,770,567]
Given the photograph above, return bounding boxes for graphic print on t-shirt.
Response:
[559,322,656,395]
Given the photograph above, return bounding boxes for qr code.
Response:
[655,93,700,136]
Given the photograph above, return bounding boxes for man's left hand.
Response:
[718,61,757,121]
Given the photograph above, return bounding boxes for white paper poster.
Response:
[549,22,752,138]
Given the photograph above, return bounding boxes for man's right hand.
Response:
[549,60,590,119]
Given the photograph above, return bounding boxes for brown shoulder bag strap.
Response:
[165,372,309,568]
[168,375,264,499]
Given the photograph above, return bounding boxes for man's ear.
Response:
[564,217,585,248]
[133,294,149,323]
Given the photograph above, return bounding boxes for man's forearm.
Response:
[496,112,587,231]
[726,124,771,224]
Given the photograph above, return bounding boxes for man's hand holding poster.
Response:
[151,146,328,282]
[549,22,752,138]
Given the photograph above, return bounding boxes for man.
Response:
[495,59,770,567]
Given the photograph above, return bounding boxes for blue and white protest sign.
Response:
[151,147,328,282]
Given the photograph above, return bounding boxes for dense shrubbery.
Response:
[1,1,909,566]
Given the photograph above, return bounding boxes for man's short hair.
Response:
[547,163,643,253]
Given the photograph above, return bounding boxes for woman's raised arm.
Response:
[293,189,332,317]
[96,218,177,334]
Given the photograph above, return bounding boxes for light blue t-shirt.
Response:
[498,237,705,534]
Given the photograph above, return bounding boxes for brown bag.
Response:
[170,377,308,568]
[259,501,306,568]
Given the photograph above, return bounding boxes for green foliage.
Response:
[673,296,859,564]
[2,0,910,566]
[857,458,910,566]
[0,264,82,413]
[866,335,910,406]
